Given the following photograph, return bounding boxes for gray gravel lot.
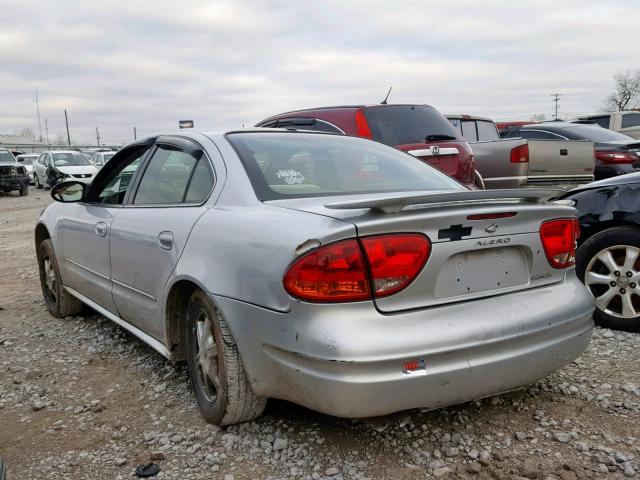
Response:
[1,188,639,479]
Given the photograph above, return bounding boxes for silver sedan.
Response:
[36,129,594,425]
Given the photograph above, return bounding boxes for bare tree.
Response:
[530,114,546,122]
[605,70,640,111]
[53,132,71,145]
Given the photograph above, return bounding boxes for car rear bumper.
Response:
[213,270,594,418]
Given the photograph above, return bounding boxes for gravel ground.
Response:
[1,188,639,480]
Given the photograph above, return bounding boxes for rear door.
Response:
[519,130,595,182]
[109,136,215,341]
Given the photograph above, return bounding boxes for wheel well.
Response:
[165,280,200,362]
[35,223,50,249]
[578,220,640,247]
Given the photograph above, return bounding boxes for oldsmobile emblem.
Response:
[485,223,498,233]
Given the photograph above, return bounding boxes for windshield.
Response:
[227,132,464,200]
[0,150,16,164]
[104,153,114,162]
[562,125,635,143]
[52,152,91,166]
[17,156,35,165]
[362,105,463,146]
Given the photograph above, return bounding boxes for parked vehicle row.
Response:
[447,114,595,188]
[576,111,640,139]
[15,153,38,184]
[38,128,594,426]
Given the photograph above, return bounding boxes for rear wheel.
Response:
[576,226,640,332]
[37,239,83,318]
[185,290,266,425]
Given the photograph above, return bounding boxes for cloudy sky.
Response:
[0,0,638,144]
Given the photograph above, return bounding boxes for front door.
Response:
[109,136,215,341]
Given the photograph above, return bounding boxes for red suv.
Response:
[256,104,480,189]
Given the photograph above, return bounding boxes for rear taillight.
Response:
[539,219,580,269]
[510,144,529,163]
[283,234,430,302]
[355,109,373,139]
[361,234,431,298]
[595,150,635,164]
[283,239,370,302]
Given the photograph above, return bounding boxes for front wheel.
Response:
[35,174,43,189]
[576,226,640,332]
[20,186,28,196]
[185,290,266,425]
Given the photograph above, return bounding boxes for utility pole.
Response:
[96,127,101,146]
[551,93,562,120]
[34,90,43,142]
[44,119,49,144]
[133,126,137,140]
[64,109,71,146]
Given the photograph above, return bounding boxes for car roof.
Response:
[43,150,84,154]
[259,103,437,121]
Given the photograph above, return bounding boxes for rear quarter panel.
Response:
[469,138,528,188]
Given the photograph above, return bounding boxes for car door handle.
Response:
[158,231,174,251]
[95,222,108,237]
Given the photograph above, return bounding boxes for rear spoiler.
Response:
[324,189,563,214]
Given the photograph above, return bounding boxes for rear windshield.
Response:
[560,125,635,142]
[227,132,464,200]
[362,105,463,146]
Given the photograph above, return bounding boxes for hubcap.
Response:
[43,256,57,302]
[585,245,640,319]
[194,310,220,403]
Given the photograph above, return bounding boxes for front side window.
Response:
[133,146,201,205]
[227,132,464,200]
[94,148,149,205]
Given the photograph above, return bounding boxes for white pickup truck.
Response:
[446,114,595,189]
[576,111,640,139]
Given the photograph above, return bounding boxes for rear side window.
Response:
[476,121,500,141]
[184,159,214,203]
[621,113,640,129]
[227,132,464,200]
[461,121,478,142]
[362,105,462,146]
[520,130,558,140]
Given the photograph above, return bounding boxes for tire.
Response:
[35,174,42,189]
[19,186,28,196]
[185,290,266,425]
[37,239,83,318]
[576,225,640,332]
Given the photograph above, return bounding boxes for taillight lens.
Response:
[595,150,635,164]
[510,144,529,163]
[539,219,580,269]
[283,239,370,302]
[284,234,431,302]
[361,234,431,297]
[355,109,373,139]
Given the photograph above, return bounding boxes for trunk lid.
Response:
[395,141,476,187]
[268,190,574,313]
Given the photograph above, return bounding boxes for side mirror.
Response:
[51,181,86,203]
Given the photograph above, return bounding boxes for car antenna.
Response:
[380,86,393,104]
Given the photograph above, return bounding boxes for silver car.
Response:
[36,130,594,425]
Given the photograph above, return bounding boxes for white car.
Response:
[89,151,115,169]
[15,154,38,183]
[33,151,98,189]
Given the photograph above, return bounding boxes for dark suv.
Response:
[256,104,480,189]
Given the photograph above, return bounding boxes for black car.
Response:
[502,122,640,180]
[0,148,29,196]
[560,173,640,331]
